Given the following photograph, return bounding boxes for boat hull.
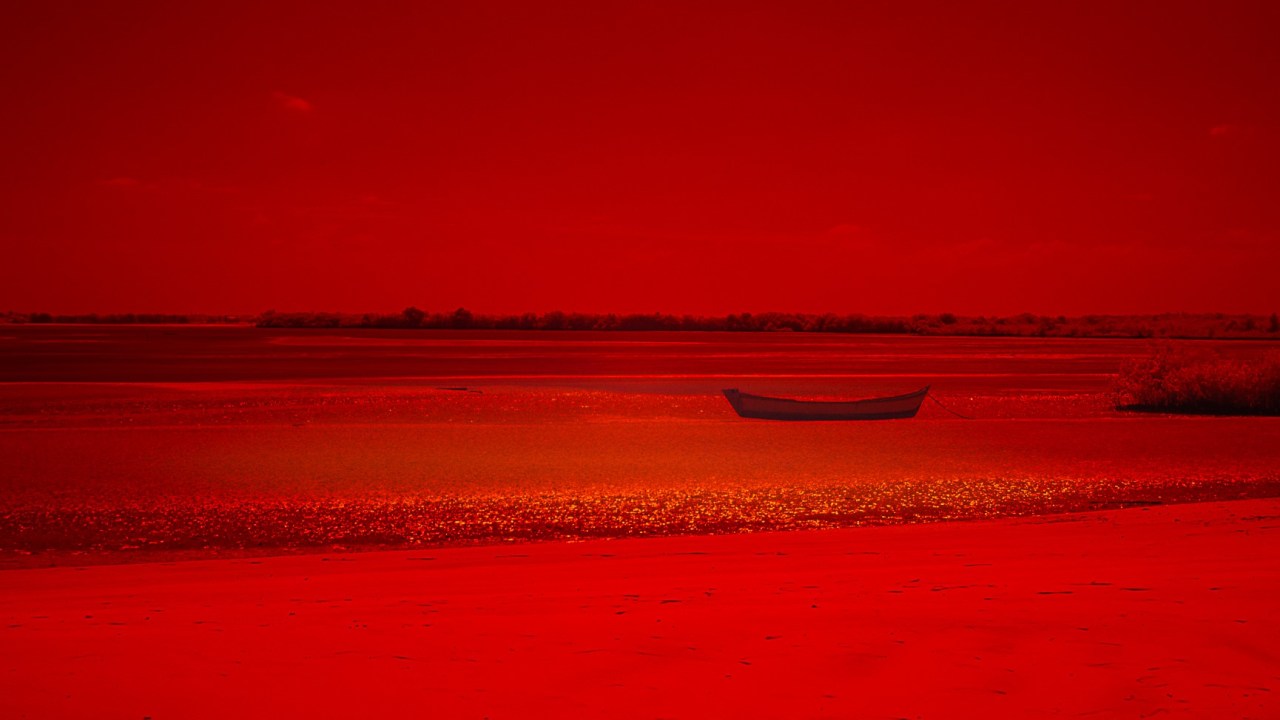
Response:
[722,386,929,421]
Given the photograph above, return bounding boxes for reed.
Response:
[1115,347,1280,415]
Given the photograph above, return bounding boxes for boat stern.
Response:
[721,388,745,416]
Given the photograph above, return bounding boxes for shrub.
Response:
[1114,346,1280,415]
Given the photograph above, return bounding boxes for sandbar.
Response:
[1,499,1277,718]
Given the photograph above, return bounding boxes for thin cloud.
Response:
[273,91,313,113]
[99,176,142,188]
[824,223,865,238]
[95,176,240,196]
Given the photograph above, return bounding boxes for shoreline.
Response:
[0,493,1271,572]
[3,498,1277,717]
[5,479,1280,570]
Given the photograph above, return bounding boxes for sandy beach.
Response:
[3,498,1276,718]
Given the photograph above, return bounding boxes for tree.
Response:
[451,307,473,329]
[401,306,425,328]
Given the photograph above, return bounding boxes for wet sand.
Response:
[2,499,1276,718]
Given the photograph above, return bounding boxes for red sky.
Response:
[2,1,1278,316]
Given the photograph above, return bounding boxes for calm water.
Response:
[2,326,1278,564]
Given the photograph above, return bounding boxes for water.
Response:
[2,326,1278,564]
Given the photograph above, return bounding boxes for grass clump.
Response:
[1114,346,1280,415]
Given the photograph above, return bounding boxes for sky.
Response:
[2,1,1278,316]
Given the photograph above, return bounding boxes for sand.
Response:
[2,499,1277,719]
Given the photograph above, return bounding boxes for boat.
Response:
[721,386,929,421]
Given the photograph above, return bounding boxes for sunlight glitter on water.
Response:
[6,476,1279,558]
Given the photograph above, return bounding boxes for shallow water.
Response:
[2,326,1278,564]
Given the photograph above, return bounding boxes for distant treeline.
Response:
[255,308,912,333]
[254,308,1280,339]
[6,309,1279,339]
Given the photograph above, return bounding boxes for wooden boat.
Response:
[722,386,929,421]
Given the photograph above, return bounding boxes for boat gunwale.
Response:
[727,385,930,408]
